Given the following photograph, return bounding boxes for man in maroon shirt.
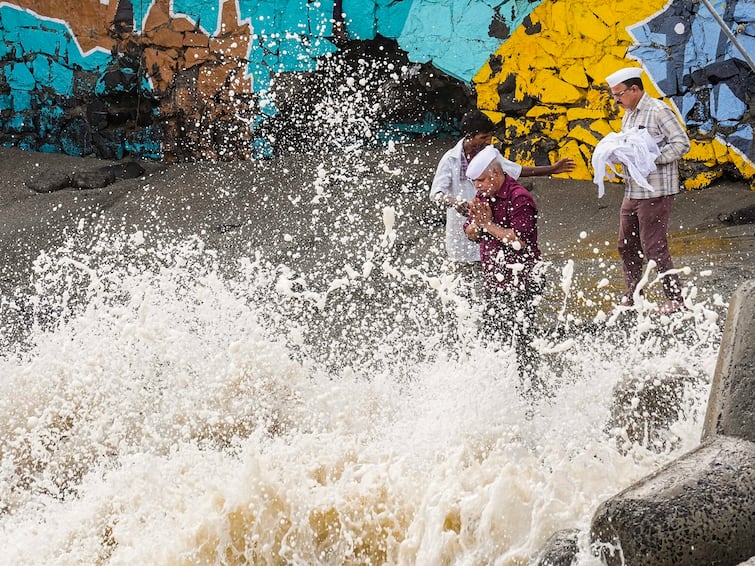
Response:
[463,145,548,398]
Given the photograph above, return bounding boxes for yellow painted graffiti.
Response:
[473,0,754,190]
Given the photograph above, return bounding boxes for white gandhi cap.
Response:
[605,67,643,88]
[466,145,500,180]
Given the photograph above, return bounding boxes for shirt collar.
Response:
[628,91,651,114]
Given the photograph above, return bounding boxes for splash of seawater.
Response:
[0,44,728,563]
[0,219,723,564]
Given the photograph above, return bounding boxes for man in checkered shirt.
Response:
[605,67,691,314]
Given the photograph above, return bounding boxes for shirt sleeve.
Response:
[429,153,453,202]
[654,106,690,165]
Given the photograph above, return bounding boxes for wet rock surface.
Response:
[703,279,755,444]
[590,435,755,566]
[25,160,146,193]
[2,143,754,290]
[589,281,755,566]
[1,143,754,347]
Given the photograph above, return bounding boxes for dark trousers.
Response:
[618,195,682,301]
[449,261,483,303]
[481,285,545,395]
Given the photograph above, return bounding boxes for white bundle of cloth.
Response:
[592,127,662,197]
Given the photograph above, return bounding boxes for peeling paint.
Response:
[0,0,751,188]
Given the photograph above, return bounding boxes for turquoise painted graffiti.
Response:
[0,5,111,96]
[396,0,543,82]
[157,0,544,87]
[0,4,158,157]
[133,0,339,91]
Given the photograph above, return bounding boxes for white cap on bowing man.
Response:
[466,145,500,180]
[605,67,643,88]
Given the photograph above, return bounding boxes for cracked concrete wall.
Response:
[471,0,754,190]
[0,0,752,188]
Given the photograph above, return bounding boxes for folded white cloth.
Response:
[592,127,662,197]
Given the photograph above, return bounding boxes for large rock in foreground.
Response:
[590,435,755,566]
[703,279,755,443]
[589,280,755,566]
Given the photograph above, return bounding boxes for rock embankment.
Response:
[589,280,755,566]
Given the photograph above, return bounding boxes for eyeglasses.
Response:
[612,86,633,99]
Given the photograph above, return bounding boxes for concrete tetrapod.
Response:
[590,279,755,566]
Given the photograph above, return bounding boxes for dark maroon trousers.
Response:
[618,195,682,301]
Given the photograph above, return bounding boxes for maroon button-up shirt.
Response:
[465,174,541,292]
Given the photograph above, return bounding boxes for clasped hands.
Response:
[466,197,521,248]
[468,197,493,232]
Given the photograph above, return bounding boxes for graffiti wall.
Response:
[470,0,755,189]
[0,0,752,188]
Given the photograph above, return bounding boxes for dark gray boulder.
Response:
[24,160,144,193]
[590,435,755,566]
[703,279,755,443]
[589,280,755,566]
[607,369,694,454]
[72,168,116,189]
[718,204,755,226]
[26,171,72,193]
